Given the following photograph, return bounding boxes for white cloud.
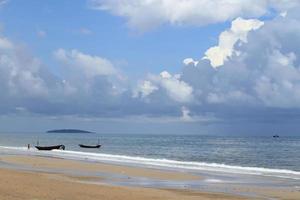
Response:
[254,50,300,108]
[180,9,300,109]
[54,49,118,78]
[160,81,193,103]
[181,106,192,121]
[88,0,298,32]
[145,70,194,103]
[183,58,198,67]
[203,17,264,68]
[9,67,48,97]
[280,11,287,17]
[157,71,193,103]
[53,48,129,105]
[1,1,300,123]
[0,36,13,49]
[133,80,158,98]
[179,106,218,123]
[0,36,48,98]
[207,90,254,104]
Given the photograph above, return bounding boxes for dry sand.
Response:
[0,168,246,200]
[1,155,300,200]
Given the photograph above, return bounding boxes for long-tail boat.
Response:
[79,139,101,148]
[35,145,65,151]
[79,144,101,148]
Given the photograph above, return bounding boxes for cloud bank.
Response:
[88,0,299,32]
[1,1,300,124]
[132,8,300,121]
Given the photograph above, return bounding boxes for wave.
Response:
[1,145,300,180]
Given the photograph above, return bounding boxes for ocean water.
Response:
[0,132,300,179]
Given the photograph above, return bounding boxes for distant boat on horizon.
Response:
[273,135,279,138]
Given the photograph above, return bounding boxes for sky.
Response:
[0,0,300,135]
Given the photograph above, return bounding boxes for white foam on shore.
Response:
[1,145,300,180]
[205,179,224,183]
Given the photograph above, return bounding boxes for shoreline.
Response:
[2,145,300,180]
[0,155,200,181]
[0,155,299,199]
[0,168,248,200]
[0,155,249,200]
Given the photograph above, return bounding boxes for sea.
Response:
[0,132,300,180]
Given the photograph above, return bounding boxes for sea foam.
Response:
[1,145,300,180]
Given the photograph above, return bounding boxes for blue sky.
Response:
[0,0,226,76]
[0,0,300,135]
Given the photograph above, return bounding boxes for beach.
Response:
[1,0,300,199]
[0,135,300,200]
[0,155,299,200]
[0,155,246,200]
[0,168,242,200]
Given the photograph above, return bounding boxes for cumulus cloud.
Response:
[0,36,13,49]
[156,71,193,103]
[53,49,128,102]
[203,17,264,68]
[133,80,158,98]
[180,9,300,113]
[88,0,299,32]
[1,1,300,124]
[253,50,300,108]
[132,10,300,119]
[183,58,198,67]
[54,49,118,78]
[0,34,128,117]
[138,71,194,103]
[0,36,49,98]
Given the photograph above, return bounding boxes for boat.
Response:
[35,145,65,151]
[273,135,279,138]
[79,144,101,148]
[79,139,101,149]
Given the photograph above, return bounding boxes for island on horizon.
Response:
[46,129,94,134]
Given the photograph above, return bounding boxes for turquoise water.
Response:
[0,132,299,172]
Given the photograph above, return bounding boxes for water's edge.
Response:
[1,145,300,180]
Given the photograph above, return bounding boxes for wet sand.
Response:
[1,155,300,200]
[0,168,245,200]
[0,155,199,181]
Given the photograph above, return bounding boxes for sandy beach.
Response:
[1,0,300,199]
[0,155,199,181]
[0,155,299,200]
[0,156,249,200]
[0,168,250,200]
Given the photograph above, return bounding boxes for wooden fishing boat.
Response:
[35,145,65,151]
[79,139,101,149]
[79,144,101,148]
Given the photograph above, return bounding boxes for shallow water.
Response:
[0,132,300,176]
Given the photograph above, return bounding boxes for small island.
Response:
[46,129,94,133]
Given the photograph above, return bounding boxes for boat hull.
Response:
[35,145,65,151]
[79,144,101,148]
